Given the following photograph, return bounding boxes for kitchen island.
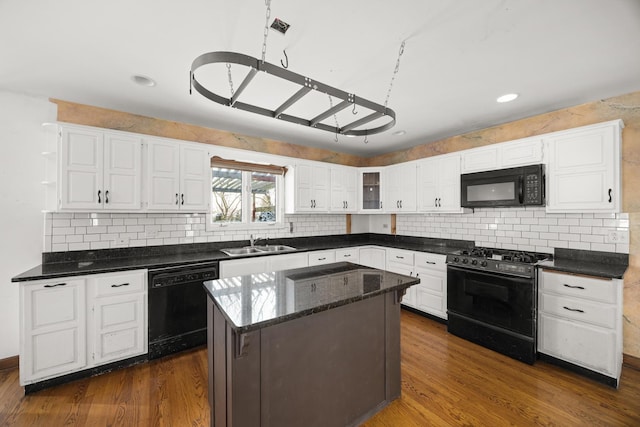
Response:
[203,262,419,427]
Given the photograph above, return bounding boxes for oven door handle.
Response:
[447,264,533,280]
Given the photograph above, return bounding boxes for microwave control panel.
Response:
[524,171,543,205]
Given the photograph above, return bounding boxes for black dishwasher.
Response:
[148,261,218,359]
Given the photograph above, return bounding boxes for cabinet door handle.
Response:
[434,197,437,207]
[105,190,109,204]
[97,190,102,204]
[563,284,585,290]
[175,193,179,205]
[311,283,317,292]
[44,282,67,288]
[400,200,403,208]
[438,198,441,207]
[563,306,584,313]
[111,283,130,288]
[345,201,348,209]
[608,188,612,203]
[181,194,184,205]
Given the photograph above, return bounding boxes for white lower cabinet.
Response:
[335,247,359,263]
[19,270,147,386]
[386,248,447,320]
[308,250,337,266]
[537,269,623,385]
[358,246,386,269]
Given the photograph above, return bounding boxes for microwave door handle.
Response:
[518,176,524,204]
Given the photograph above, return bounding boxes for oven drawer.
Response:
[540,270,615,303]
[540,294,616,328]
[94,270,146,297]
[414,252,446,270]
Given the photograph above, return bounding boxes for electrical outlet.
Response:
[383,223,389,229]
[605,229,629,244]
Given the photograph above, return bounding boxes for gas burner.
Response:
[446,247,551,278]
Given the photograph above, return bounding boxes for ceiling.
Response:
[2,0,639,157]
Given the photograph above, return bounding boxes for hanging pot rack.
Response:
[190,51,397,137]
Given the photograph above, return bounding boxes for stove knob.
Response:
[453,257,460,263]
[471,259,478,265]
[462,258,468,264]
[481,260,488,267]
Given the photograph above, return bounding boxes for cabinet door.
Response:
[386,163,416,212]
[60,127,103,209]
[538,313,617,376]
[343,167,358,212]
[103,133,142,210]
[147,140,180,210]
[546,121,621,213]
[311,164,329,211]
[180,144,210,211]
[437,155,461,212]
[267,253,309,272]
[335,247,359,263]
[414,267,447,319]
[20,279,86,384]
[220,257,270,278]
[308,250,336,266]
[93,293,146,365]
[330,166,358,212]
[358,247,386,269]
[500,138,543,167]
[417,158,439,211]
[360,170,383,211]
[461,145,500,173]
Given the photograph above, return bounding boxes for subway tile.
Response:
[71,219,91,227]
[591,243,616,252]
[52,227,75,235]
[90,241,110,250]
[52,235,66,243]
[69,242,90,251]
[569,226,591,234]
[52,219,71,227]
[568,241,591,250]
[108,225,126,233]
[558,218,580,226]
[86,226,107,234]
[65,235,83,243]
[579,218,603,227]
[126,225,144,233]
[559,233,581,242]
[52,243,69,252]
[581,234,604,243]
[616,243,630,253]
[83,234,100,242]
[530,225,549,233]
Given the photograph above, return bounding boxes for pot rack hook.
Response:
[281,49,289,69]
[352,96,358,115]
[364,133,369,144]
[334,131,338,143]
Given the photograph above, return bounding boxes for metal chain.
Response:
[328,95,340,141]
[384,40,406,109]
[226,63,235,97]
[261,0,272,63]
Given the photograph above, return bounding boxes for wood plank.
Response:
[1,312,639,426]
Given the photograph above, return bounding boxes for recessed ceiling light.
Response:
[496,93,518,103]
[132,75,156,87]
[392,130,406,136]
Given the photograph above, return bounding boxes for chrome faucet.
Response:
[249,234,260,247]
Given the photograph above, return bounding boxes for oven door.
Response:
[461,168,523,208]
[447,265,535,337]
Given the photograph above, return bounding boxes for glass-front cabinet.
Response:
[359,168,383,212]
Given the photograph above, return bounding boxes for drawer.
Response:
[94,271,146,297]
[387,249,414,267]
[538,313,617,376]
[540,293,616,329]
[308,250,336,266]
[540,270,616,303]
[414,252,446,270]
[335,248,359,263]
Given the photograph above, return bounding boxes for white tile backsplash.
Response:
[396,207,629,255]
[43,207,630,255]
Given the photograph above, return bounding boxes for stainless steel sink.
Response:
[221,245,296,256]
[253,245,296,252]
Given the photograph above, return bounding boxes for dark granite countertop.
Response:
[537,248,628,279]
[11,234,472,282]
[203,262,419,333]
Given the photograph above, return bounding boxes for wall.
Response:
[43,212,346,252]
[0,91,56,359]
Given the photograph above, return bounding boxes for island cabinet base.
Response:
[207,292,402,427]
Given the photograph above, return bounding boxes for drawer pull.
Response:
[44,282,66,288]
[425,261,436,265]
[318,257,326,261]
[396,256,404,259]
[563,284,585,290]
[343,254,351,257]
[111,283,130,288]
[563,306,585,313]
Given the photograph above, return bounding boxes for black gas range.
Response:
[446,247,551,364]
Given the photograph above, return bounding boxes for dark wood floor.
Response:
[1,310,639,426]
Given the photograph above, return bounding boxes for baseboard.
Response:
[0,355,19,371]
[623,354,640,371]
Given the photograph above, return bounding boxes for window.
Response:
[209,157,285,228]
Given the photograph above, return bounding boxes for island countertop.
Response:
[203,261,419,334]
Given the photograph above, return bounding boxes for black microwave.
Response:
[460,164,545,208]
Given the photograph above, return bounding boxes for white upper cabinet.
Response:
[147,139,210,212]
[285,162,330,213]
[329,165,358,212]
[461,137,544,173]
[417,154,462,212]
[545,120,623,213]
[385,162,417,212]
[59,126,142,210]
[359,168,384,212]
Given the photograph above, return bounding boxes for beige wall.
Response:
[53,91,640,358]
